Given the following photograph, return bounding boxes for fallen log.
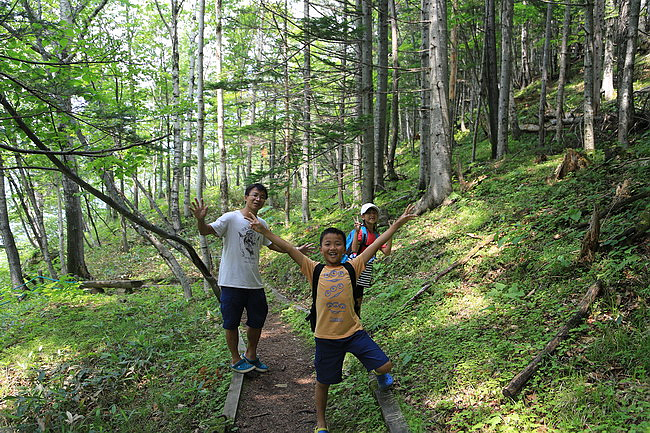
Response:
[502,280,603,398]
[396,234,495,313]
[576,190,650,229]
[80,280,144,294]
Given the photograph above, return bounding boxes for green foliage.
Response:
[0,284,230,433]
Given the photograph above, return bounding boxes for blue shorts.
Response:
[314,330,390,384]
[219,286,268,330]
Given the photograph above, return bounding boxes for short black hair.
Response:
[245,183,268,198]
[320,227,346,245]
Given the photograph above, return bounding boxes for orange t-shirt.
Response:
[299,255,366,339]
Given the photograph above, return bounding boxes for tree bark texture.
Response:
[416,0,452,213]
[0,156,24,288]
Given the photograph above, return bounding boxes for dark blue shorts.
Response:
[314,330,390,384]
[219,286,268,330]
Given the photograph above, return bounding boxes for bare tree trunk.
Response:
[602,0,616,100]
[183,22,197,218]
[337,1,349,209]
[56,176,67,275]
[416,0,452,213]
[555,3,572,145]
[593,0,605,115]
[215,0,229,213]
[520,2,532,88]
[497,0,514,159]
[419,0,431,190]
[283,0,291,225]
[15,157,57,278]
[196,0,212,295]
[361,0,375,203]
[0,156,24,288]
[374,0,388,191]
[155,0,183,232]
[617,0,641,147]
[386,0,400,181]
[538,2,554,150]
[484,0,499,158]
[301,0,312,222]
[584,0,596,152]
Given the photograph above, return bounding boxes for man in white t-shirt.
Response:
[191,183,311,373]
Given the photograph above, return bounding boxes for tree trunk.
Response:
[156,0,183,233]
[555,3,572,145]
[538,2,554,150]
[183,25,197,218]
[593,0,605,116]
[484,0,499,159]
[15,157,57,278]
[386,0,400,181]
[416,0,452,213]
[617,0,641,147]
[62,156,92,279]
[419,0,431,190]
[374,0,388,191]
[361,0,375,203]
[283,0,291,225]
[215,0,229,213]
[196,0,213,295]
[0,156,24,288]
[602,0,616,101]
[520,2,532,88]
[56,175,67,275]
[584,0,596,152]
[497,0,513,159]
[301,0,312,222]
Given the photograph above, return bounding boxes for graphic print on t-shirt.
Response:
[322,268,348,322]
[238,227,259,264]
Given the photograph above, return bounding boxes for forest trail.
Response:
[235,308,317,432]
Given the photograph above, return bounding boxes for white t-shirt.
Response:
[209,210,272,289]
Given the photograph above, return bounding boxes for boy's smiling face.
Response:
[320,233,346,266]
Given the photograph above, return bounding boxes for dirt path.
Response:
[235,309,317,433]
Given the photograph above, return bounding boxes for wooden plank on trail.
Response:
[80,280,144,289]
[222,329,247,421]
[370,374,411,433]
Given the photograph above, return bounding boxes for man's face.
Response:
[244,187,267,212]
[320,233,346,266]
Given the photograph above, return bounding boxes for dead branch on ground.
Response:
[502,281,603,398]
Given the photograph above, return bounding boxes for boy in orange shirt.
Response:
[245,204,416,433]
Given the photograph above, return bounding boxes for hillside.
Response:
[1,137,649,433]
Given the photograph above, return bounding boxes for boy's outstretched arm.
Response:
[357,204,417,264]
[244,214,305,264]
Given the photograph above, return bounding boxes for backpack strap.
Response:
[306,263,326,332]
[357,226,368,254]
[305,262,360,332]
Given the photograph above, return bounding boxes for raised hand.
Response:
[190,198,208,220]
[243,213,265,233]
[353,217,362,232]
[394,203,417,226]
[297,243,316,255]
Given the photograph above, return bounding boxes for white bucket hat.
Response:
[360,203,379,215]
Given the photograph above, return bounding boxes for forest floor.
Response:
[235,305,317,433]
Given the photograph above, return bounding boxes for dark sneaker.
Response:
[242,354,269,373]
[230,358,255,373]
[375,372,394,391]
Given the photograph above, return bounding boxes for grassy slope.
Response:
[261,138,650,432]
[1,102,649,432]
